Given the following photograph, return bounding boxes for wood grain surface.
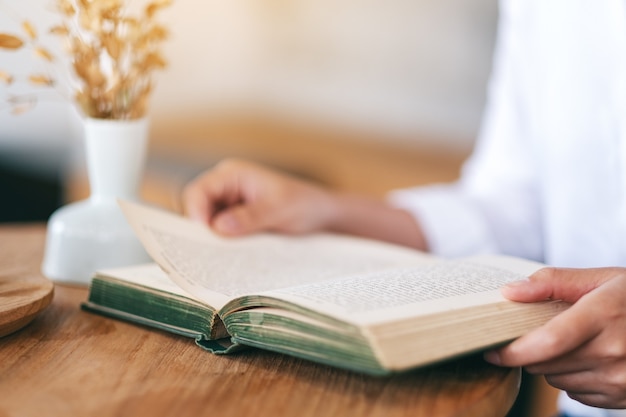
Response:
[0,224,520,417]
[0,225,54,337]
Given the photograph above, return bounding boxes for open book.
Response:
[82,201,569,375]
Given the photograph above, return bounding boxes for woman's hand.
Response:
[485,267,626,409]
[182,158,427,249]
[182,158,338,236]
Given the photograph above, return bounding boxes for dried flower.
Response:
[0,18,54,101]
[28,74,55,86]
[34,47,55,62]
[1,0,172,119]
[7,94,37,115]
[0,33,24,49]
[0,71,14,85]
[22,21,37,40]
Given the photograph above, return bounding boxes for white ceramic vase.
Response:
[42,117,151,285]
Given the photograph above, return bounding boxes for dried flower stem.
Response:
[56,0,171,119]
[1,0,171,119]
[0,1,60,114]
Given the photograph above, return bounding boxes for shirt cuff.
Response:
[387,184,497,258]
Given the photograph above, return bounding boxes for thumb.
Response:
[501,267,615,304]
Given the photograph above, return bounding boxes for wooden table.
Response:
[0,225,521,417]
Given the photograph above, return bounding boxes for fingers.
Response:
[498,277,552,302]
[182,159,253,228]
[485,300,600,366]
[183,169,229,225]
[181,158,333,236]
[543,359,626,409]
[547,371,625,409]
[566,392,626,410]
[501,267,616,303]
[486,268,626,365]
[212,201,276,236]
[182,177,213,224]
[485,271,626,409]
[490,331,626,408]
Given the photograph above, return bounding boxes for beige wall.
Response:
[0,0,497,174]
[152,0,497,146]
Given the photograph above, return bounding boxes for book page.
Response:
[263,256,545,325]
[119,200,436,309]
[96,263,199,300]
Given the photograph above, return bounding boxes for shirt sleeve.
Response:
[388,0,544,261]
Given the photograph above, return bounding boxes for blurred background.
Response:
[0,1,563,415]
[0,0,496,221]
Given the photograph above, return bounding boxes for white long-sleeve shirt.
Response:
[389,1,626,416]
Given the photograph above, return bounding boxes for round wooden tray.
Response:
[0,271,54,338]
